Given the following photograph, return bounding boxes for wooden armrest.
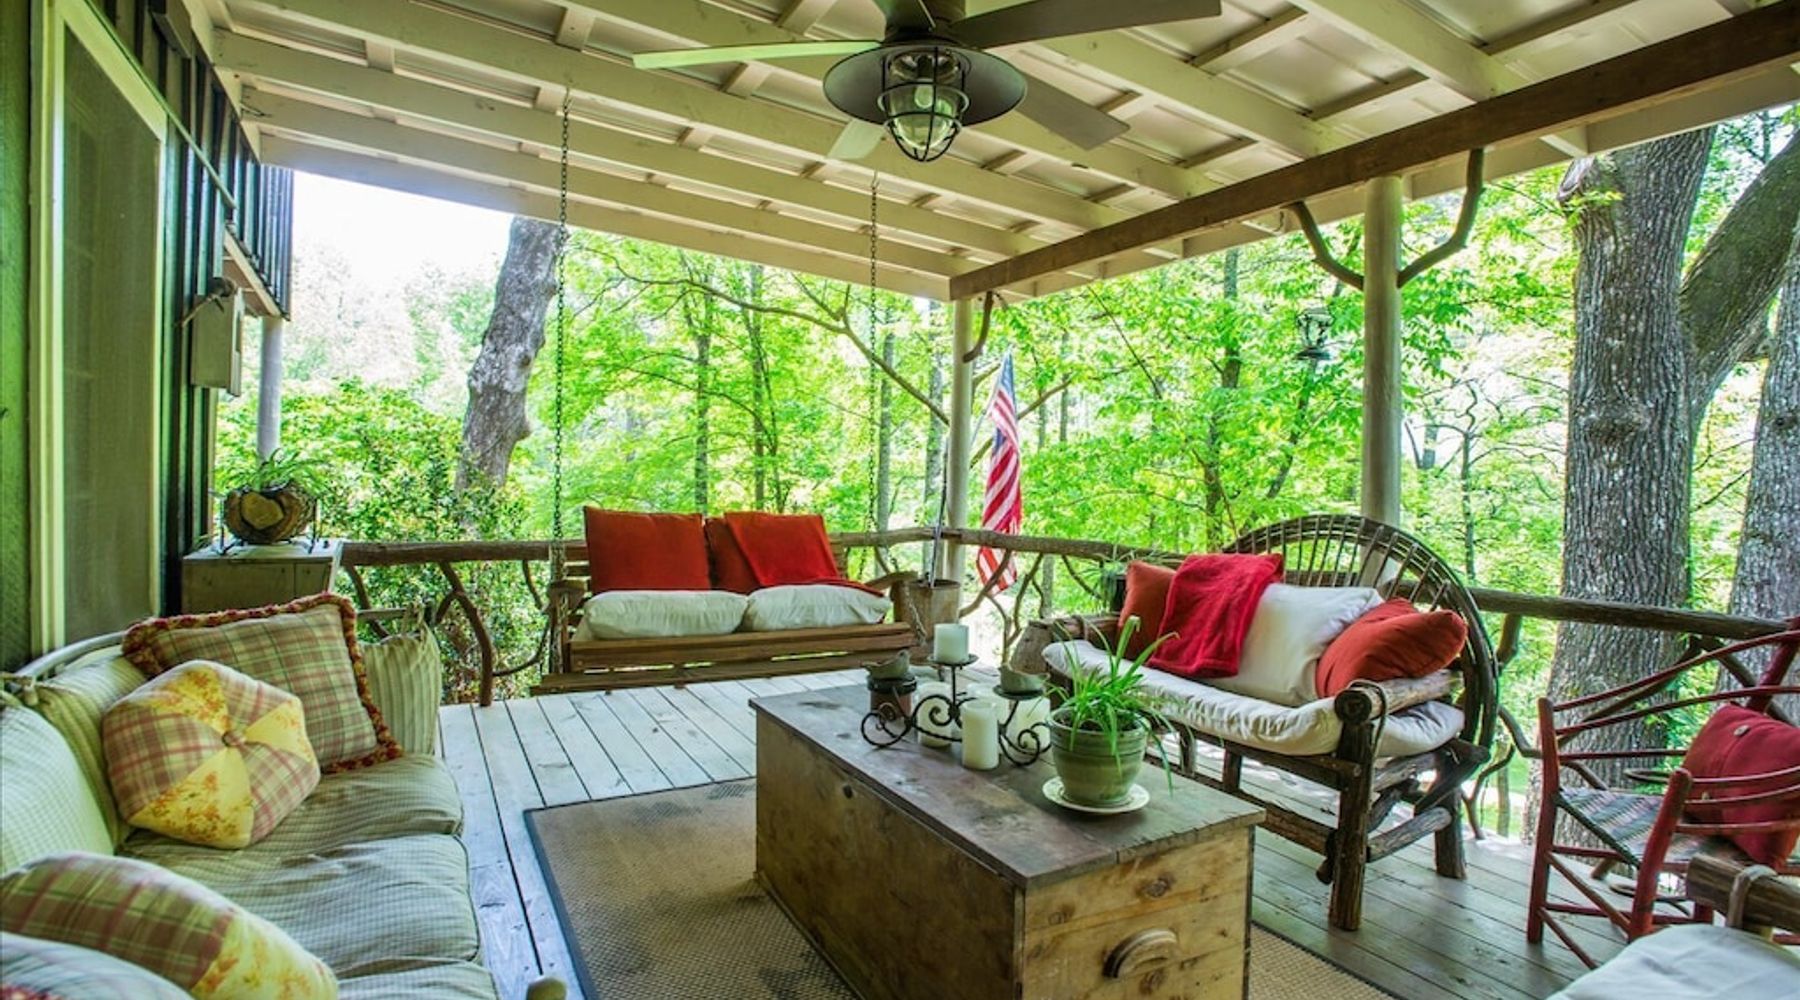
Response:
[1333,671,1460,724]
[1687,852,1800,932]
[863,570,916,596]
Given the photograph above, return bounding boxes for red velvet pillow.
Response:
[1681,705,1800,865]
[721,512,839,587]
[704,518,760,594]
[582,508,709,593]
[1315,598,1468,698]
[1117,561,1176,660]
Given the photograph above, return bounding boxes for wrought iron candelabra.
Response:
[861,659,1050,767]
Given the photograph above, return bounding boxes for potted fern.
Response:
[222,450,320,545]
[1047,616,1174,809]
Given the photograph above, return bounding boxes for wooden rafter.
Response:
[949,1,1800,300]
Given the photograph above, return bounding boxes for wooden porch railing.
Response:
[337,527,1786,832]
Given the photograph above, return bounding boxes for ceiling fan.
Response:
[633,0,1223,163]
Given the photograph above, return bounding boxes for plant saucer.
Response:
[1041,776,1150,815]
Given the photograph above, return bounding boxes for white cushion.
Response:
[576,590,747,640]
[1046,640,1462,758]
[1205,583,1384,707]
[1551,924,1800,1000]
[742,584,891,631]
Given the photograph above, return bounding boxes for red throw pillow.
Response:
[1315,598,1467,699]
[1681,705,1800,865]
[704,518,760,594]
[582,508,709,593]
[721,512,840,587]
[1117,561,1176,659]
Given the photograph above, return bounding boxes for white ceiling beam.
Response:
[553,8,596,50]
[245,88,973,279]
[776,0,839,34]
[233,0,1131,232]
[1190,8,1310,73]
[213,33,1049,260]
[562,0,1209,199]
[1289,0,1587,155]
[260,135,950,298]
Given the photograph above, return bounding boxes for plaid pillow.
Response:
[104,661,320,849]
[122,594,400,772]
[1,931,189,1000]
[0,853,335,999]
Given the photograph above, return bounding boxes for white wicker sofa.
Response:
[1,631,516,998]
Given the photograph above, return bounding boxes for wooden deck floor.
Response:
[438,671,1620,1000]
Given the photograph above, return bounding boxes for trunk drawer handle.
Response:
[1104,928,1178,979]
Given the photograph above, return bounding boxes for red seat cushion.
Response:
[1116,561,1176,660]
[1315,598,1468,699]
[582,508,709,593]
[721,512,840,587]
[1681,705,1800,865]
[704,518,760,594]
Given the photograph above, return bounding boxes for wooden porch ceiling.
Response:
[187,0,1800,299]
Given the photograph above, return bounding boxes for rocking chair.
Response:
[1526,624,1800,966]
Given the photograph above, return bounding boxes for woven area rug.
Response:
[527,780,1393,1000]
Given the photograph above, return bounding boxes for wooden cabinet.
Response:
[753,687,1263,1000]
[180,540,341,614]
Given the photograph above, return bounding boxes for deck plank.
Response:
[439,705,537,1000]
[538,694,631,800]
[620,687,747,781]
[505,699,589,807]
[470,704,584,998]
[443,683,1604,1000]
[569,693,674,794]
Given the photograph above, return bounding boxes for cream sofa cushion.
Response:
[1046,640,1462,758]
[0,705,114,870]
[742,584,891,631]
[576,589,748,640]
[1205,583,1384,707]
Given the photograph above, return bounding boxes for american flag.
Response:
[977,352,1022,591]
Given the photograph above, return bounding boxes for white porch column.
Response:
[943,298,976,587]
[256,314,285,461]
[1360,176,1404,526]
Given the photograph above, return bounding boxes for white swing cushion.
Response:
[1204,583,1385,707]
[1550,924,1800,1000]
[1044,640,1463,758]
[742,584,891,632]
[576,590,747,640]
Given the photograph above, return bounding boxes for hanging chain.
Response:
[552,87,572,542]
[866,173,881,533]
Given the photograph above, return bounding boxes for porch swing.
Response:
[531,93,913,695]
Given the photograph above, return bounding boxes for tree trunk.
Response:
[1729,240,1800,708]
[1204,249,1243,547]
[1548,133,1711,768]
[742,267,778,510]
[692,321,712,514]
[457,217,560,490]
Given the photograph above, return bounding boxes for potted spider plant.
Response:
[1047,616,1175,808]
[222,450,321,546]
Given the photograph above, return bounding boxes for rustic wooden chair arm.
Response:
[1686,852,1800,932]
[863,570,916,597]
[1333,671,1460,724]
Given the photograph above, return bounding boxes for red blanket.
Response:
[1147,553,1284,679]
[721,512,880,595]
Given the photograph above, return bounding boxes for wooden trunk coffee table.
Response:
[753,686,1264,1000]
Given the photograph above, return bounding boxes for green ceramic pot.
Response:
[1047,709,1148,808]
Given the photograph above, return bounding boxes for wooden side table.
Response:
[181,539,342,614]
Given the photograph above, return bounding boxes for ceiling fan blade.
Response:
[828,119,887,161]
[954,0,1221,50]
[634,39,878,70]
[1013,74,1129,149]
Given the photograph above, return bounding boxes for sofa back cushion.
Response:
[1116,561,1176,659]
[29,653,145,845]
[704,517,761,593]
[0,704,114,871]
[583,508,710,593]
[361,628,445,757]
[1205,584,1384,707]
[122,595,400,773]
[721,512,841,587]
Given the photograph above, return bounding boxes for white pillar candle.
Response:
[960,700,999,770]
[915,681,957,748]
[933,622,969,663]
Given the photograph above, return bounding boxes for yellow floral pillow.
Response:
[103,660,319,848]
[0,852,336,1000]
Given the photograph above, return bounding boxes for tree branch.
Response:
[1292,200,1364,290]
[963,291,997,363]
[1399,148,1486,286]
